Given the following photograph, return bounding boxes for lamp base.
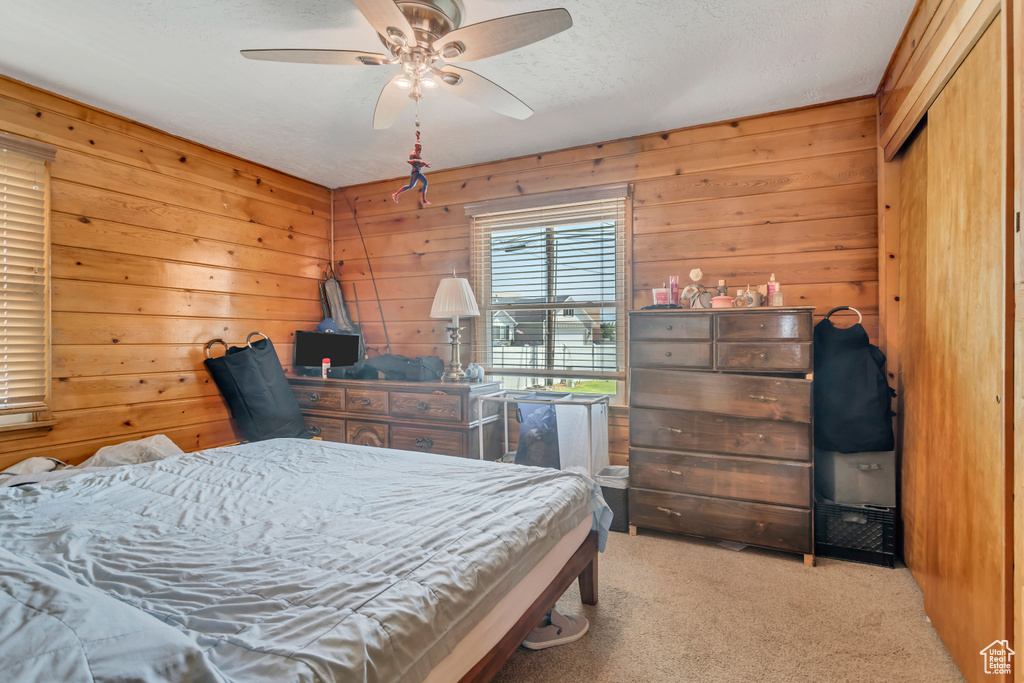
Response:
[444,325,467,382]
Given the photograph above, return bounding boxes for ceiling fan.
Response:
[241,0,572,129]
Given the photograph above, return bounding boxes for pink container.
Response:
[711,295,735,308]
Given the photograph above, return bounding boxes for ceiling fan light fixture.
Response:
[386,27,408,46]
[420,76,438,88]
[440,42,464,60]
[395,76,414,89]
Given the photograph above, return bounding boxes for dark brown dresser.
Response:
[287,376,502,459]
[627,307,815,565]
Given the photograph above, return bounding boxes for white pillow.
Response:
[77,434,184,469]
[0,457,68,486]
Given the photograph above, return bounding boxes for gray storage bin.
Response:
[595,466,629,533]
[815,449,896,507]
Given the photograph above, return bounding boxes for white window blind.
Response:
[470,190,627,382]
[0,138,52,414]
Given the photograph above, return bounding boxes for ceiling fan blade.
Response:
[435,66,533,120]
[433,9,571,63]
[241,49,388,65]
[352,0,418,49]
[373,76,413,129]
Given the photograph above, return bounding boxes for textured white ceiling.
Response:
[0,0,913,188]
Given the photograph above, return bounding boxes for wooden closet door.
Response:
[920,21,1011,681]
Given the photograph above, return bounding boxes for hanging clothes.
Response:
[813,307,895,453]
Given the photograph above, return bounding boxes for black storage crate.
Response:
[601,485,629,534]
[815,500,895,568]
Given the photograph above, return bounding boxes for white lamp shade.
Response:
[430,276,480,318]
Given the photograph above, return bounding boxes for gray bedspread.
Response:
[0,439,610,682]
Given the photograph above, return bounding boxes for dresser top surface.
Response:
[288,375,501,394]
[629,306,815,315]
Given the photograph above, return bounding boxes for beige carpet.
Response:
[492,530,963,683]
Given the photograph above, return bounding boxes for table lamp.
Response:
[430,271,480,381]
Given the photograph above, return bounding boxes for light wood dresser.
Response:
[627,307,815,565]
[287,377,502,459]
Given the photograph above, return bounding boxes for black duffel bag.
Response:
[204,332,309,442]
[343,354,444,381]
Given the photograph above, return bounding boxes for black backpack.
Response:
[813,308,895,453]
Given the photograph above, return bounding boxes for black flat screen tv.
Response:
[294,331,360,374]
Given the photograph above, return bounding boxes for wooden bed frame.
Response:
[460,530,599,683]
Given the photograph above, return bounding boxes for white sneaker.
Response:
[521,609,590,650]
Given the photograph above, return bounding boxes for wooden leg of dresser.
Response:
[803,554,816,567]
[628,525,637,536]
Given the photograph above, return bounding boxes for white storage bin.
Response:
[814,449,896,507]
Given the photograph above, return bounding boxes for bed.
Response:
[0,438,611,682]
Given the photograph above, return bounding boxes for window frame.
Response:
[467,185,631,402]
[0,131,57,434]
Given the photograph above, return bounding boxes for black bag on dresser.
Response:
[342,354,444,381]
[813,307,895,453]
[204,333,309,442]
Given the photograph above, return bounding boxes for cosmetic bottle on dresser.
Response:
[766,273,778,306]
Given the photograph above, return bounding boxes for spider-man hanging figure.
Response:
[392,131,430,205]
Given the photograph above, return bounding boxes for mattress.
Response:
[0,438,610,682]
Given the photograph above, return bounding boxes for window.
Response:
[469,186,627,397]
[0,132,55,429]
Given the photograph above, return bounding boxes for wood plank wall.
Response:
[333,97,880,465]
[0,75,331,468]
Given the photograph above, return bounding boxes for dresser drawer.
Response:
[716,312,812,341]
[302,415,345,442]
[716,342,812,372]
[391,426,464,457]
[346,389,388,415]
[630,407,812,461]
[630,314,712,341]
[390,391,462,422]
[631,368,810,422]
[629,449,811,507]
[347,421,388,448]
[629,342,713,369]
[291,385,344,411]
[629,488,812,553]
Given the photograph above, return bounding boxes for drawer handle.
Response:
[306,424,322,437]
[359,397,372,406]
[665,324,674,331]
[657,506,681,517]
[759,353,767,359]
[657,426,683,434]
[417,401,430,411]
[664,351,672,357]
[657,468,682,476]
[414,437,434,450]
[307,392,320,402]
[748,394,778,402]
[757,433,766,440]
[759,323,766,329]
